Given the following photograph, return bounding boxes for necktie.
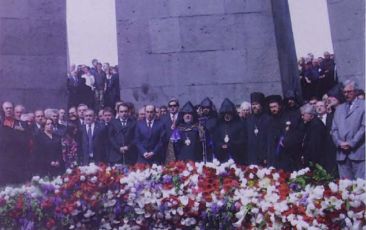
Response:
[147,121,152,136]
[346,102,352,114]
[87,125,93,158]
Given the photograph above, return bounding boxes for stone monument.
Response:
[0,0,68,110]
[327,0,365,88]
[115,0,300,107]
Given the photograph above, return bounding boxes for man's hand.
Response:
[120,146,128,153]
[143,152,154,159]
[221,144,228,149]
[340,141,351,150]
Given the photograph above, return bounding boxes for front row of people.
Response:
[0,81,364,186]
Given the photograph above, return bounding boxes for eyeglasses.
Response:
[343,90,354,94]
[168,104,178,108]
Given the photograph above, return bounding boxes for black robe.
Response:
[266,111,303,171]
[246,113,271,166]
[33,132,64,178]
[299,118,327,168]
[322,112,338,177]
[214,119,246,164]
[172,123,204,162]
[198,116,217,161]
[0,120,31,185]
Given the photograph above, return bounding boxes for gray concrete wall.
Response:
[327,0,365,88]
[271,0,301,99]
[116,0,298,107]
[0,0,68,110]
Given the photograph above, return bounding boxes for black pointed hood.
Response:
[180,101,195,114]
[219,98,236,114]
[200,97,214,108]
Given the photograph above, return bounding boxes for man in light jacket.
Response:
[331,80,365,179]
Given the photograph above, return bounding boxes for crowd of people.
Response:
[67,59,120,112]
[297,51,363,102]
[0,57,364,187]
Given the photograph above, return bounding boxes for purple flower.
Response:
[40,184,55,194]
[299,194,309,206]
[210,203,219,214]
[289,183,300,191]
[163,175,173,184]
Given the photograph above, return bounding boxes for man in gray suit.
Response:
[331,80,365,179]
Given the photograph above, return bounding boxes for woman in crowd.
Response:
[33,118,64,177]
[61,123,79,169]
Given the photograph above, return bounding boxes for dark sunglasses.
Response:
[168,104,178,108]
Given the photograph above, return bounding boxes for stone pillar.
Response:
[116,0,298,107]
[327,0,365,88]
[0,0,68,110]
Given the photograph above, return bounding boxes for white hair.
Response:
[240,101,251,111]
[300,103,316,115]
[343,79,358,90]
[44,108,58,118]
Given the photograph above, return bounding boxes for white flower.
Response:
[90,176,97,183]
[31,176,40,182]
[104,199,117,208]
[182,170,190,177]
[272,173,279,181]
[181,217,196,226]
[179,196,189,206]
[312,186,324,200]
[80,176,86,181]
[79,163,99,175]
[84,209,95,218]
[328,182,338,193]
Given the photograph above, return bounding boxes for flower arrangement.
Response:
[0,160,365,229]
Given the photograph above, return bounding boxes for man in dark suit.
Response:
[67,70,81,109]
[315,100,337,176]
[46,109,66,137]
[31,110,44,136]
[108,103,137,165]
[80,109,107,165]
[161,98,180,163]
[135,105,166,164]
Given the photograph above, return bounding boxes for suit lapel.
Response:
[346,102,359,118]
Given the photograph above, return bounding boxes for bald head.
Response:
[145,105,156,121]
[2,101,14,118]
[14,104,25,120]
